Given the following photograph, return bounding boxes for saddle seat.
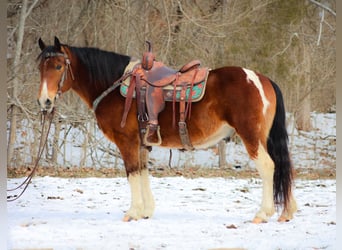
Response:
[143,60,202,87]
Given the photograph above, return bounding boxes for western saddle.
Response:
[120,41,209,150]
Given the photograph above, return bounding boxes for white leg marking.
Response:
[243,68,270,115]
[253,142,275,222]
[126,173,144,220]
[279,194,297,222]
[141,168,155,218]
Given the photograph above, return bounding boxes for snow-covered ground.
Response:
[8,176,336,249]
[7,112,336,249]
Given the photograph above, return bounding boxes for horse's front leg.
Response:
[123,171,144,221]
[139,147,155,219]
[121,146,155,221]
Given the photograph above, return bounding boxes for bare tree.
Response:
[7,0,39,166]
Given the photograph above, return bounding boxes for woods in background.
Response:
[7,0,336,168]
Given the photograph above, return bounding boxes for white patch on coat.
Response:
[243,68,270,115]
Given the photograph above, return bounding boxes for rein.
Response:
[7,51,75,201]
[7,109,55,202]
[93,59,140,112]
[92,71,133,112]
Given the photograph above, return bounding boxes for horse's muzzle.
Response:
[37,97,54,113]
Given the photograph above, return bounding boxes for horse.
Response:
[37,36,297,223]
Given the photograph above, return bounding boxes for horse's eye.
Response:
[56,65,62,70]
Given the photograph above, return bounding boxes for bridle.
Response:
[43,51,75,96]
[7,52,74,202]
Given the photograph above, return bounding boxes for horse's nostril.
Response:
[45,98,52,106]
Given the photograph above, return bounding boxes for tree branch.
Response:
[308,0,336,17]
[317,9,324,46]
[24,0,40,19]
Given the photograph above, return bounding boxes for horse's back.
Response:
[207,66,275,93]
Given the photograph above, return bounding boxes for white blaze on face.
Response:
[38,79,54,111]
[40,80,48,98]
[243,68,270,115]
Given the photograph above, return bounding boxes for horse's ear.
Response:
[54,36,61,51]
[38,38,46,51]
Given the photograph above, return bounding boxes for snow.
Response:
[7,112,336,249]
[8,177,336,249]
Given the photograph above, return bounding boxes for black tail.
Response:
[267,80,293,209]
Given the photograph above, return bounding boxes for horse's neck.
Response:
[71,74,118,110]
[69,49,129,109]
[71,81,97,109]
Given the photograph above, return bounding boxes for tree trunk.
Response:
[52,120,61,165]
[80,123,89,167]
[218,140,227,169]
[7,0,28,166]
[295,37,312,131]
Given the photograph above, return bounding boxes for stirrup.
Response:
[143,124,162,146]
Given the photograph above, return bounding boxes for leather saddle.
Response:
[120,41,209,149]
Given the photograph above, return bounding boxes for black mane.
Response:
[70,46,131,89]
[38,45,131,90]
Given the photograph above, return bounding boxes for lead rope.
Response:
[7,108,55,202]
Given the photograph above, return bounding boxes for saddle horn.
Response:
[142,41,155,70]
[146,41,152,52]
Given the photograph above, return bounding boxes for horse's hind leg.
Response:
[278,192,297,222]
[239,133,275,223]
[252,142,276,223]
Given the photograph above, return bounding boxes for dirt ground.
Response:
[7,165,335,180]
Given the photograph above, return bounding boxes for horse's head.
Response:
[37,36,74,113]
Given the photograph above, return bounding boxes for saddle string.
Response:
[7,109,55,202]
[120,72,137,127]
[184,67,199,120]
[172,73,180,128]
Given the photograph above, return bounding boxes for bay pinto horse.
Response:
[37,37,297,223]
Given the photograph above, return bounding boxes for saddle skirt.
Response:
[120,59,210,102]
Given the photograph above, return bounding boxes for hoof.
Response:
[277,216,290,222]
[122,215,136,222]
[252,217,267,224]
